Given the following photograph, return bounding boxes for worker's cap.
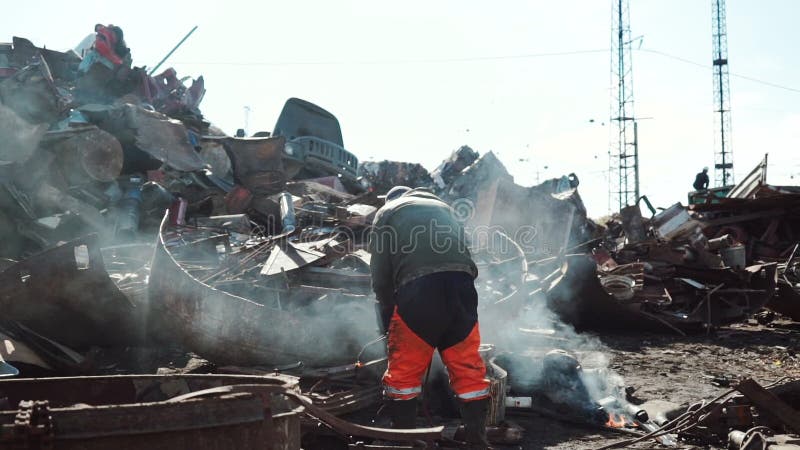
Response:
[703,166,709,171]
[384,186,411,202]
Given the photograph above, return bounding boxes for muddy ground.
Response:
[513,319,800,449]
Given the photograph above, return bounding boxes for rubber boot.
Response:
[460,398,491,449]
[388,398,418,429]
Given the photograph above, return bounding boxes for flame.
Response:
[605,413,629,428]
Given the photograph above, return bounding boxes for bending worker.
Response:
[693,167,710,191]
[369,186,491,448]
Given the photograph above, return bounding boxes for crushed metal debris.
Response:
[0,26,799,450]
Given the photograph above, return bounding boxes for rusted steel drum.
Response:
[49,126,124,183]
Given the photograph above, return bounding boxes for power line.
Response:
[173,48,608,66]
[174,46,800,95]
[728,73,800,93]
[638,48,800,94]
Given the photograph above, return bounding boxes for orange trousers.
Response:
[382,308,490,401]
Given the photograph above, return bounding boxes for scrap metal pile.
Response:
[0,27,212,255]
[528,155,799,335]
[595,377,800,450]
[2,26,800,450]
[0,27,540,449]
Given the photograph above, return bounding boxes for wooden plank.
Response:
[737,378,800,434]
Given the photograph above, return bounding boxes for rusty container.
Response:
[478,344,507,426]
[0,374,302,450]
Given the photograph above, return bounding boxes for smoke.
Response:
[0,103,47,165]
[276,289,383,367]
[485,287,624,398]
[459,183,627,416]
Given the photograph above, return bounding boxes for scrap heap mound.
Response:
[0,26,210,255]
[527,155,799,335]
[0,27,526,447]
[2,27,800,450]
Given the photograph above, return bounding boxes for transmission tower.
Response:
[609,0,639,212]
[712,0,733,186]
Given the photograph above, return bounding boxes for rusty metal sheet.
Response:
[0,320,86,375]
[0,53,64,125]
[80,103,206,172]
[205,135,286,194]
[619,205,646,244]
[123,104,205,171]
[198,140,232,179]
[9,37,82,81]
[651,203,695,240]
[473,177,593,260]
[0,234,140,347]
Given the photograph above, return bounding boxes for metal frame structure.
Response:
[610,0,639,212]
[712,0,733,187]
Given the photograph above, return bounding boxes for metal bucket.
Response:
[478,344,507,426]
[599,275,636,301]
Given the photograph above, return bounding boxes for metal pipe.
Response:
[279,192,296,232]
[149,26,198,75]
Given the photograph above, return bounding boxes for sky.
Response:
[2,0,799,217]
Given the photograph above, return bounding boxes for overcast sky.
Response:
[3,0,798,217]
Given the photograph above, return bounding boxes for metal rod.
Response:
[639,310,686,337]
[787,243,799,265]
[149,25,198,75]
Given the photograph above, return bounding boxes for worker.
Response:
[92,24,131,66]
[369,186,491,449]
[693,167,710,191]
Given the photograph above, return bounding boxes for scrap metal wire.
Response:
[199,239,274,284]
[356,334,387,364]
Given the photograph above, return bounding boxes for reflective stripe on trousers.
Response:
[457,387,491,400]
[385,385,422,397]
[383,308,490,401]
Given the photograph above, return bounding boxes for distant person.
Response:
[693,167,710,191]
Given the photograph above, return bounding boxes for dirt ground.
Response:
[92,319,800,449]
[511,319,800,449]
